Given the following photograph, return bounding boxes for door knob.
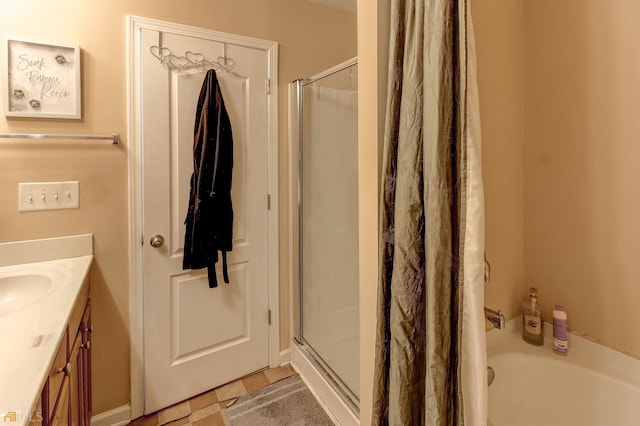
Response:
[150,234,165,248]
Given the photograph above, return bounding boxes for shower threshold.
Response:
[294,337,360,417]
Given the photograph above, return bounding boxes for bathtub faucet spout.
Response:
[485,307,505,329]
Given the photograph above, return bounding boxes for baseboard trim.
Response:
[91,404,131,426]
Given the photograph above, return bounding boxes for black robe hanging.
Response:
[183,69,233,287]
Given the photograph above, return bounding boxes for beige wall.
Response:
[524,0,640,358]
[473,0,640,359]
[473,0,526,321]
[474,0,640,359]
[0,0,355,415]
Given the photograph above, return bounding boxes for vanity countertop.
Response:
[0,235,93,425]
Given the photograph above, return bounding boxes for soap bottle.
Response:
[553,305,568,355]
[522,287,544,346]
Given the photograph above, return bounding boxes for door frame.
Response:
[126,15,279,419]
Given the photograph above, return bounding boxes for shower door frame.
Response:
[292,57,360,414]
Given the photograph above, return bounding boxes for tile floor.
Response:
[128,364,297,426]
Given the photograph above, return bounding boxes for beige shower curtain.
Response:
[373,0,486,424]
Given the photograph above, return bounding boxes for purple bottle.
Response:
[553,305,568,355]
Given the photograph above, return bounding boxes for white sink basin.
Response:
[0,263,67,316]
[0,273,53,316]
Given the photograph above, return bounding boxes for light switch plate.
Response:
[18,181,80,211]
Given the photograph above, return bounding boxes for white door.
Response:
[140,28,272,413]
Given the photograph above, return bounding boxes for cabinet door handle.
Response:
[57,362,71,375]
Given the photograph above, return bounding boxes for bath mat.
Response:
[226,375,335,425]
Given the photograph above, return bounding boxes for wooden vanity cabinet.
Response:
[69,300,92,425]
[41,278,91,426]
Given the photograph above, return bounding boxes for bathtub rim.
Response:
[487,318,640,390]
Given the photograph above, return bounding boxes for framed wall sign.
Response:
[2,37,81,119]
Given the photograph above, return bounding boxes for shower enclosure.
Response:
[292,58,359,414]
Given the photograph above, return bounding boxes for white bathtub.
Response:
[487,320,640,426]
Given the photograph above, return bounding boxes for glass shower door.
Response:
[298,60,359,404]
